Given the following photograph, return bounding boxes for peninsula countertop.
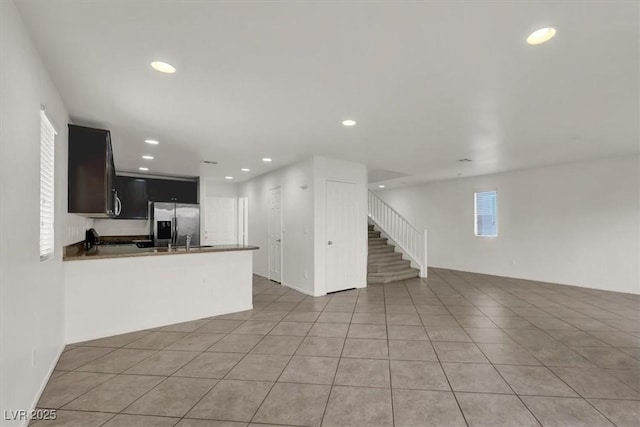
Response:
[63,242,259,261]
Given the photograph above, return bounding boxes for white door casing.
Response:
[238,196,249,246]
[325,180,358,293]
[204,196,237,245]
[268,187,282,283]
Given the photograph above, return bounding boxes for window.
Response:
[40,110,56,261]
[474,190,497,237]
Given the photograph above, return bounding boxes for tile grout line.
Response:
[445,268,628,426]
[246,288,321,425]
[114,322,248,421]
[385,278,395,427]
[39,272,638,425]
[416,271,471,427]
[168,278,283,424]
[446,270,627,427]
[317,291,352,427]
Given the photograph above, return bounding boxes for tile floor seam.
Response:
[450,269,627,333]
[441,270,573,426]
[168,286,296,425]
[40,371,119,410]
[174,283,291,426]
[421,272,471,427]
[103,325,240,422]
[437,269,638,426]
[472,337,546,426]
[40,272,640,427]
[518,394,617,427]
[318,289,354,427]
[59,346,121,372]
[384,279,396,427]
[245,286,320,426]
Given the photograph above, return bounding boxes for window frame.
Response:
[40,109,57,261]
[474,189,498,238]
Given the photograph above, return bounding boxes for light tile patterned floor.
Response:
[33,268,640,426]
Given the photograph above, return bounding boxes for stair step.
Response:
[368,231,381,238]
[368,237,388,246]
[368,259,411,273]
[368,224,375,231]
[367,252,403,263]
[368,244,395,254]
[367,268,420,284]
[368,258,409,267]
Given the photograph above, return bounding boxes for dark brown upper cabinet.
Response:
[147,178,198,204]
[114,176,149,219]
[68,124,116,217]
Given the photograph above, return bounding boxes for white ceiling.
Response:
[16,0,639,186]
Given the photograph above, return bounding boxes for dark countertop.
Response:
[63,242,259,261]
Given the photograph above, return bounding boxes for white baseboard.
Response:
[19,344,65,427]
[281,281,316,297]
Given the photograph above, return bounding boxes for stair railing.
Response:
[368,191,428,277]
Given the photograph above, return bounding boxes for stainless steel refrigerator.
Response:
[150,202,200,247]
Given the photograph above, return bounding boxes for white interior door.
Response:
[204,196,237,245]
[238,196,249,246]
[326,180,358,293]
[268,187,282,283]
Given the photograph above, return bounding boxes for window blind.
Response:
[474,190,497,237]
[40,110,56,261]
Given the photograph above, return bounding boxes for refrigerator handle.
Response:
[172,217,177,246]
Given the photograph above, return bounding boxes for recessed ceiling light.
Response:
[145,139,159,145]
[142,155,154,160]
[262,158,272,162]
[225,176,233,180]
[342,119,357,127]
[526,27,557,45]
[241,168,250,172]
[151,61,176,74]
[378,185,385,188]
[138,167,149,171]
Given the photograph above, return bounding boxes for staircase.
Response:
[367,223,420,284]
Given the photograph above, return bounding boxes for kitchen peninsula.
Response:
[63,243,258,343]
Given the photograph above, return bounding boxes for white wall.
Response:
[93,218,149,236]
[65,251,253,343]
[375,156,640,294]
[239,156,368,297]
[0,2,92,424]
[202,180,239,198]
[313,156,368,295]
[239,158,316,295]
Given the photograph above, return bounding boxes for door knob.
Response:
[328,241,333,245]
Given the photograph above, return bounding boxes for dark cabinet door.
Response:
[115,176,149,219]
[68,124,116,217]
[106,133,116,215]
[147,178,197,203]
